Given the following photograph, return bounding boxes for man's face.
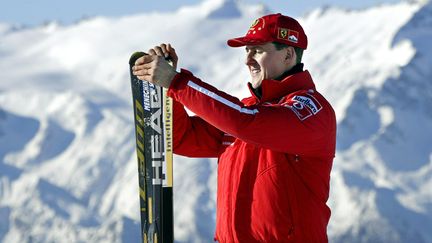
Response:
[245,42,289,89]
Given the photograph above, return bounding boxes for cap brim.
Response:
[227,37,269,47]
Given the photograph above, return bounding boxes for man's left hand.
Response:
[132,54,178,88]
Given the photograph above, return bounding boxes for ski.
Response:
[129,52,174,243]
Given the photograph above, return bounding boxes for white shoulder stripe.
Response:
[187,81,259,115]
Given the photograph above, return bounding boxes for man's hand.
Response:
[148,43,178,70]
[132,43,178,88]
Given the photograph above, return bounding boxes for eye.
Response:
[245,48,263,56]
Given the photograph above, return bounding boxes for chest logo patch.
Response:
[283,93,322,121]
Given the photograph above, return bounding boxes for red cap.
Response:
[227,13,308,49]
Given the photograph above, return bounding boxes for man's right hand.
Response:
[148,43,179,70]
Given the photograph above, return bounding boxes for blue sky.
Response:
[1,0,401,26]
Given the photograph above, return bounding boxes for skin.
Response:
[132,43,178,88]
[132,42,297,89]
[245,43,297,88]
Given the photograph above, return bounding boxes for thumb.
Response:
[135,54,154,65]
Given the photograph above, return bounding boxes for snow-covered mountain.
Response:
[1,0,432,242]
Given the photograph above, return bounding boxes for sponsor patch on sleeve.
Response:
[282,93,323,121]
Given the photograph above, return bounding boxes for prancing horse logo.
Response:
[279,28,288,39]
[248,18,265,35]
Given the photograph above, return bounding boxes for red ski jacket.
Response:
[167,68,336,243]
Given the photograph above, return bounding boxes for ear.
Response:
[285,47,296,63]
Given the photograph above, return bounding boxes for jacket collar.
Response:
[248,69,316,103]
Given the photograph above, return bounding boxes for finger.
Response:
[134,67,153,78]
[137,74,151,82]
[153,46,164,57]
[132,68,146,76]
[134,55,153,65]
[137,68,154,82]
[167,43,178,66]
[133,64,152,75]
[132,62,153,75]
[166,44,176,57]
[160,43,169,58]
[167,43,174,53]
[148,48,157,55]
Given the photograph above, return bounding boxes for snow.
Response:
[1,0,432,242]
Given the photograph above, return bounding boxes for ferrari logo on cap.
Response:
[279,28,288,39]
[278,28,299,43]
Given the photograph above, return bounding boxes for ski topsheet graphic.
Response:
[129,52,174,243]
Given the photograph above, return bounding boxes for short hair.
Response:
[272,42,304,64]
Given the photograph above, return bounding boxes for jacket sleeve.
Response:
[172,98,224,158]
[168,69,336,157]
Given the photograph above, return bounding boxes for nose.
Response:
[245,52,255,66]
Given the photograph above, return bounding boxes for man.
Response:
[133,13,336,243]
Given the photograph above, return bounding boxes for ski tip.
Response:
[129,52,148,65]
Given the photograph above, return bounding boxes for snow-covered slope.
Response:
[1,0,431,242]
